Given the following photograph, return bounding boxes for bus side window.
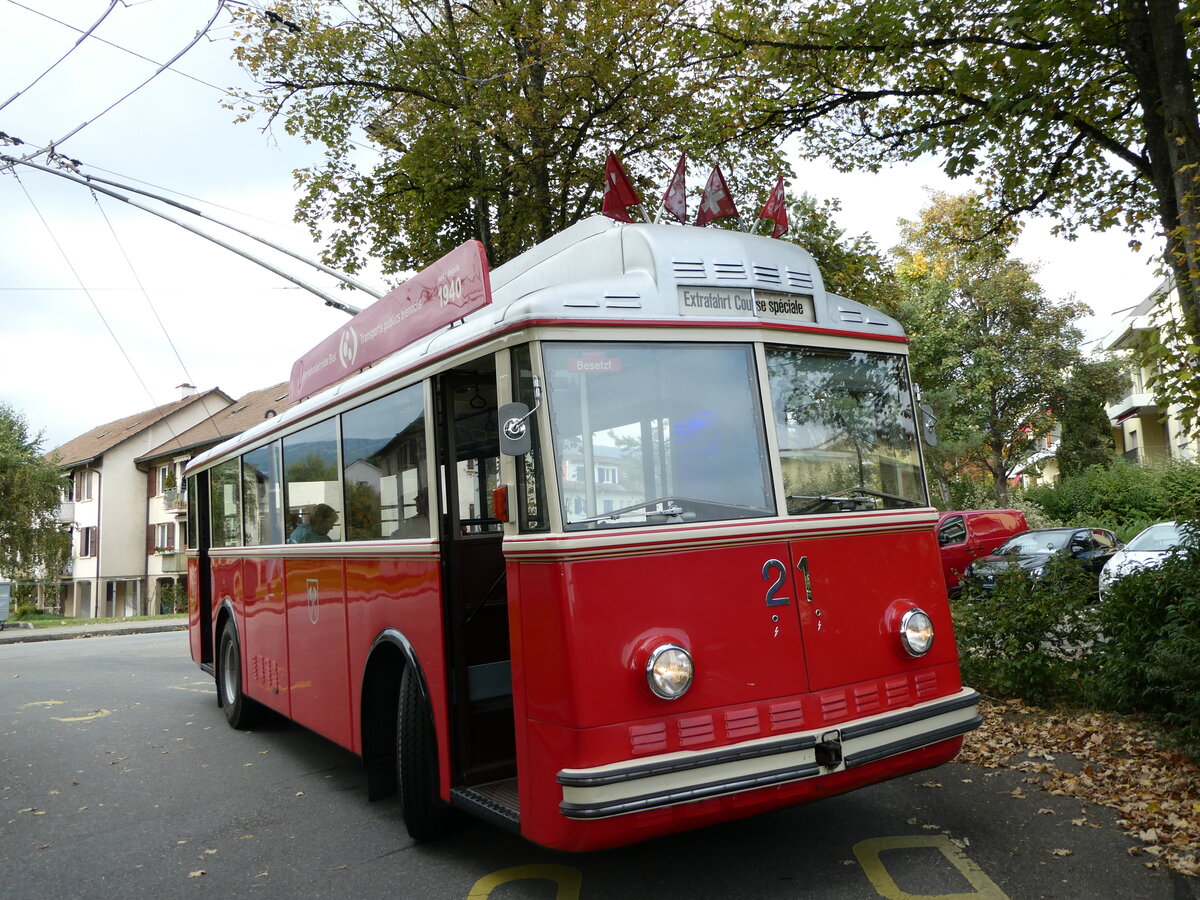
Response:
[209,458,242,548]
[512,345,548,532]
[282,418,344,543]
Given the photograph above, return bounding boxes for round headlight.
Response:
[899,608,935,657]
[646,644,693,699]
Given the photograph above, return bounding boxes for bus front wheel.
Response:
[218,622,261,730]
[397,665,454,841]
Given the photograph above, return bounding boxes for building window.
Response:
[595,465,618,485]
[80,526,97,558]
[74,470,93,502]
[156,522,176,551]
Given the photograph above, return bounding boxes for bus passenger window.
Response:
[283,418,344,542]
[340,384,429,541]
[242,441,283,545]
[209,458,242,548]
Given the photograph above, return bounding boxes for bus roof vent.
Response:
[604,293,642,309]
[786,268,815,291]
[753,264,782,285]
[838,307,865,324]
[713,261,747,280]
[673,259,706,280]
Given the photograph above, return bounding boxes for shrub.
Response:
[1091,523,1200,756]
[1025,460,1168,526]
[953,552,1100,705]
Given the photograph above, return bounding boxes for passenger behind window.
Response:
[288,503,339,543]
[391,490,430,539]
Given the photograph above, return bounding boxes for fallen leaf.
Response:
[188,870,205,878]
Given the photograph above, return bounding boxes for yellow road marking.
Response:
[20,700,66,709]
[467,865,583,900]
[51,709,113,723]
[169,682,217,695]
[854,835,1010,900]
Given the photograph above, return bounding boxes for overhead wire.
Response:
[0,0,121,114]
[2,0,229,169]
[11,168,185,447]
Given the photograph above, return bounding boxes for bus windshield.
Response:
[766,346,925,515]
[544,342,774,529]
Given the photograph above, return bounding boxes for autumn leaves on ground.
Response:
[959,699,1200,877]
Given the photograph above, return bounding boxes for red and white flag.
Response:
[758,175,789,239]
[662,153,687,224]
[695,165,738,227]
[601,152,641,222]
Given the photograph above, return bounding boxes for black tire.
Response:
[218,622,261,730]
[397,665,454,841]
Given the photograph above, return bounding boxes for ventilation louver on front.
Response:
[753,265,783,285]
[713,261,747,280]
[673,259,706,281]
[786,268,815,291]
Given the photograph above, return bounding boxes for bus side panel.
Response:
[514,542,812,731]
[285,557,353,750]
[242,557,290,717]
[344,554,444,761]
[792,528,960,691]
[210,555,242,637]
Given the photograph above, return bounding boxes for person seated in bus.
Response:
[391,490,429,539]
[288,503,339,543]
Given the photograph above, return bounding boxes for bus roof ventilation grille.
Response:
[714,261,747,280]
[673,259,706,280]
[753,265,782,285]
[604,293,642,309]
[838,307,865,324]
[786,269,815,290]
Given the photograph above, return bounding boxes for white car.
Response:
[1098,521,1185,598]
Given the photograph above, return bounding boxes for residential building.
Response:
[137,383,291,614]
[1101,280,1200,462]
[49,386,233,618]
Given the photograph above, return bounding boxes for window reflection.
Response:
[283,418,343,543]
[243,442,283,545]
[765,346,925,514]
[341,384,428,541]
[544,342,773,529]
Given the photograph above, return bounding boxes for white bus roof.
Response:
[189,216,904,470]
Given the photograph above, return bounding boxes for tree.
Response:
[709,0,1200,425]
[227,0,782,273]
[892,194,1091,506]
[1052,358,1127,477]
[0,404,69,600]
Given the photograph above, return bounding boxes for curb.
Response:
[0,619,188,645]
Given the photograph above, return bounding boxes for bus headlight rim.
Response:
[899,608,935,657]
[646,643,694,700]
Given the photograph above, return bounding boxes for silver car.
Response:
[1098,521,1184,599]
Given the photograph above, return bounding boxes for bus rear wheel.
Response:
[218,622,261,730]
[397,665,454,841]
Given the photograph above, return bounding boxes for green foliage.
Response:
[1053,358,1125,478]
[157,583,187,615]
[0,404,69,584]
[953,553,1100,705]
[891,193,1092,506]
[228,0,783,272]
[1091,525,1200,756]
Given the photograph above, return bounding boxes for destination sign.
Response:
[290,241,492,402]
[677,287,816,324]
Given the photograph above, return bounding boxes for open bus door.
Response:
[435,360,519,822]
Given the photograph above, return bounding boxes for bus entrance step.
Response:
[451,779,520,832]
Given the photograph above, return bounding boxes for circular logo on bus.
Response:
[338,326,360,370]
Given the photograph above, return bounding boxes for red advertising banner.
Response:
[289,241,491,402]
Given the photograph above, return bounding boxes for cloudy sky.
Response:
[1,1,1162,452]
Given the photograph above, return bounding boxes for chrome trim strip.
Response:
[557,688,979,820]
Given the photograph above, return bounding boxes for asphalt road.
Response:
[2,631,1196,899]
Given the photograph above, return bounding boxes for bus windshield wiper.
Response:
[570,497,685,526]
[789,487,922,514]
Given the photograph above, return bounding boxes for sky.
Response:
[0,1,1164,452]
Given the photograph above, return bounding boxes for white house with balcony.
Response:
[49,386,234,618]
[1101,280,1200,462]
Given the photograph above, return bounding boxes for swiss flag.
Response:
[662,153,687,224]
[601,152,641,222]
[695,165,738,226]
[758,175,789,239]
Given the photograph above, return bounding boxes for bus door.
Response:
[435,361,515,787]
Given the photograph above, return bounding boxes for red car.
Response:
[936,509,1029,593]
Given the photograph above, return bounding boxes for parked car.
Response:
[1098,521,1185,599]
[962,527,1122,594]
[936,509,1028,594]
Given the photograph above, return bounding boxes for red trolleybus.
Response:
[185,215,979,851]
